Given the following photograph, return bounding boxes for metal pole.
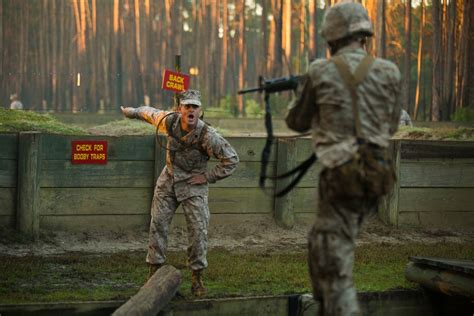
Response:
[173,55,181,110]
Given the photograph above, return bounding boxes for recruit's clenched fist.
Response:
[120,106,138,118]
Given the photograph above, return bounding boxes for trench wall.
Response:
[0,133,473,237]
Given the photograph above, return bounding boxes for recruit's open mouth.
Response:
[188,114,195,120]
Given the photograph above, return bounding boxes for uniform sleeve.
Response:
[123,106,171,134]
[203,129,239,183]
[285,74,317,133]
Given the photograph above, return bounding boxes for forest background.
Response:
[1,0,473,121]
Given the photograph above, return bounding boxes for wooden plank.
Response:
[41,161,270,189]
[400,161,474,187]
[293,188,318,213]
[40,213,275,232]
[40,160,155,188]
[0,159,17,187]
[399,188,474,212]
[0,133,18,159]
[0,188,15,215]
[0,215,14,228]
[208,188,272,214]
[410,256,474,275]
[208,161,276,188]
[41,134,155,160]
[398,212,420,227]
[401,141,474,159]
[17,132,41,240]
[295,138,314,162]
[40,214,151,232]
[39,188,152,215]
[39,187,272,216]
[40,135,273,163]
[218,137,277,162]
[418,211,474,229]
[295,164,321,188]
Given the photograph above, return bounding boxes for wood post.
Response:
[378,140,401,226]
[17,132,41,240]
[112,265,181,316]
[274,138,296,229]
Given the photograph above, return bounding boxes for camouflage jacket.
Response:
[286,47,402,168]
[132,106,239,200]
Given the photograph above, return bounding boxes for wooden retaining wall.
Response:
[0,133,473,238]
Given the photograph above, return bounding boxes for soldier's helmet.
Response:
[178,89,201,107]
[321,1,374,43]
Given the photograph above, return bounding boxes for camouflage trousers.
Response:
[146,182,210,271]
[308,167,378,316]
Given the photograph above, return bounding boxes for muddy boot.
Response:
[191,270,207,297]
[147,263,162,281]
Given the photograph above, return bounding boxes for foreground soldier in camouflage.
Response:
[286,2,402,315]
[121,90,239,296]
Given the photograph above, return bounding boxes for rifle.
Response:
[238,75,316,197]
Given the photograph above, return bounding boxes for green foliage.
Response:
[0,108,88,135]
[395,126,474,140]
[451,108,474,123]
[88,119,155,136]
[244,99,263,118]
[0,242,472,303]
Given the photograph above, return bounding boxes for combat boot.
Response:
[191,270,207,297]
[147,263,162,280]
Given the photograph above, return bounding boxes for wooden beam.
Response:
[112,265,181,316]
[17,132,41,240]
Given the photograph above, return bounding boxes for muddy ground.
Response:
[1,215,473,257]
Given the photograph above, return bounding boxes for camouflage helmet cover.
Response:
[178,89,202,106]
[321,1,374,42]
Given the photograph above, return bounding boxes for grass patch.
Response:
[0,242,472,304]
[394,126,474,140]
[0,109,88,135]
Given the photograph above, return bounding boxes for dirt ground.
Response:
[1,215,473,257]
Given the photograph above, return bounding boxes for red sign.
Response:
[161,69,190,92]
[71,140,108,164]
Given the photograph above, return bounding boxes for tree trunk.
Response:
[376,0,386,58]
[414,0,424,120]
[220,0,228,98]
[403,0,411,115]
[272,0,283,77]
[236,1,246,116]
[431,0,441,121]
[282,0,291,75]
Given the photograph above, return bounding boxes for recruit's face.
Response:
[179,103,201,131]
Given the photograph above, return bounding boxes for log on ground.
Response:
[112,265,181,316]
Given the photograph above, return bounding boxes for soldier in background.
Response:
[399,109,413,126]
[286,2,402,315]
[9,93,23,110]
[121,90,239,296]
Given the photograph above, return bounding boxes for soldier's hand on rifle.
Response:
[121,106,138,119]
[187,174,208,185]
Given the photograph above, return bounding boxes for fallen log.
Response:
[112,265,182,316]
[405,257,474,299]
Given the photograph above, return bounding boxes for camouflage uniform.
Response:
[286,3,402,315]
[125,104,238,271]
[399,109,413,126]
